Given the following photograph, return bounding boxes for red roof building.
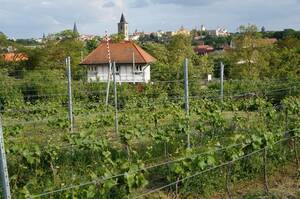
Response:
[2,53,28,62]
[194,44,214,55]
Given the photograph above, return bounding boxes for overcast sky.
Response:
[1,0,300,39]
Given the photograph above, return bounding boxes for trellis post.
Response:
[263,147,269,194]
[0,117,11,199]
[66,57,74,133]
[220,62,224,102]
[184,58,190,149]
[113,62,119,137]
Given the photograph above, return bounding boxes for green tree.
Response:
[192,54,214,78]
[142,42,169,64]
[86,37,101,53]
[227,24,271,79]
[55,29,79,41]
[111,33,125,43]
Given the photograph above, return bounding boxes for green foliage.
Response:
[21,69,67,101]
[0,32,9,49]
[54,29,79,41]
[1,24,300,198]
[202,35,232,49]
[111,33,125,43]
[0,69,24,109]
[86,38,101,53]
[15,39,40,46]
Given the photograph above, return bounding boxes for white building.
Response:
[208,28,230,37]
[200,25,206,32]
[79,34,97,42]
[80,14,156,83]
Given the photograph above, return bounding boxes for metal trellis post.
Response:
[113,62,119,136]
[263,147,269,194]
[220,62,224,102]
[105,63,112,107]
[225,162,233,199]
[66,57,74,133]
[184,58,190,149]
[0,117,11,199]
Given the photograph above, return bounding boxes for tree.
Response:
[86,37,101,53]
[142,42,169,64]
[0,32,10,53]
[226,24,270,79]
[54,29,79,41]
[203,35,232,49]
[167,34,194,66]
[277,36,300,49]
[111,33,125,43]
[192,54,214,78]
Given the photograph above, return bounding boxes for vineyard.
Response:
[0,61,299,199]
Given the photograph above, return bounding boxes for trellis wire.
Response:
[133,136,297,198]
[27,129,299,198]
[4,88,298,126]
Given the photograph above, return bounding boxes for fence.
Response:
[0,58,300,198]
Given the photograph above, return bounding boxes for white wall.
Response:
[87,64,151,83]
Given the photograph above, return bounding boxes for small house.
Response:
[80,14,156,83]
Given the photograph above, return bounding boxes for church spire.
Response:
[120,13,127,23]
[73,22,79,35]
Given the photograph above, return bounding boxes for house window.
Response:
[115,65,120,73]
[135,65,142,72]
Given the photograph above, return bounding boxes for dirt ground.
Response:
[209,163,300,199]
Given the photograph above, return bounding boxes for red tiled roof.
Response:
[194,44,214,54]
[2,53,28,62]
[195,44,214,50]
[81,40,156,65]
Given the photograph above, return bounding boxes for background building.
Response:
[118,13,129,40]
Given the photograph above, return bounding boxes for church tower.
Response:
[118,13,129,40]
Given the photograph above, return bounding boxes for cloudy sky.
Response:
[1,0,300,38]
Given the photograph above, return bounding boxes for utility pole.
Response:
[184,58,190,149]
[113,62,119,136]
[220,62,224,102]
[0,117,11,199]
[66,57,74,133]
